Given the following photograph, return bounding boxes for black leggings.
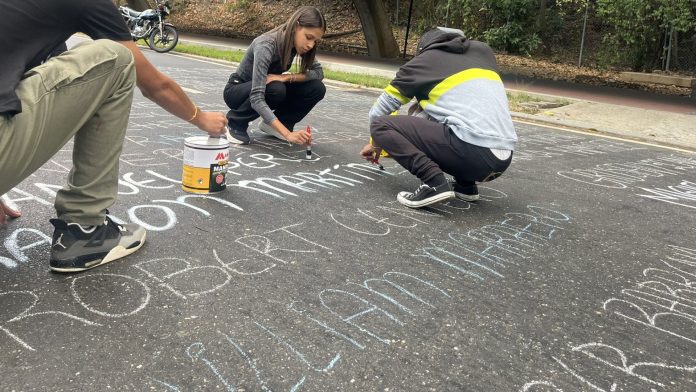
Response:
[371,115,512,186]
[223,78,326,132]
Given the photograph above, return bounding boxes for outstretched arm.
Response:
[117,40,228,137]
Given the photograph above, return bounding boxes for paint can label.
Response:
[182,136,229,194]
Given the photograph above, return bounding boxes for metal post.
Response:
[402,0,414,58]
[445,1,450,25]
[578,1,589,67]
[665,25,674,72]
[396,0,399,25]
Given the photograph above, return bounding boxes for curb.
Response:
[506,88,580,104]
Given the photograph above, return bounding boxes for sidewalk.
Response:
[178,33,696,153]
[512,99,696,152]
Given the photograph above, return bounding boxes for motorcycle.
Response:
[119,0,178,53]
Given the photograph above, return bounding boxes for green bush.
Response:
[480,0,542,55]
[425,0,543,55]
[596,0,696,71]
[484,21,541,55]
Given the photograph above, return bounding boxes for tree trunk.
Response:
[352,0,400,58]
[536,0,547,32]
[671,30,678,71]
[127,0,151,11]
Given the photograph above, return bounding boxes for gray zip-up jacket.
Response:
[231,33,324,124]
[369,34,517,151]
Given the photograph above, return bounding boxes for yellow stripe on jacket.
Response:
[420,68,502,109]
[385,84,411,104]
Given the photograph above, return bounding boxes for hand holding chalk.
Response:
[360,143,384,170]
[195,110,228,137]
[305,125,312,160]
[284,126,311,145]
[359,143,375,160]
[371,151,384,171]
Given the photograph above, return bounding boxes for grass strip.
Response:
[172,42,569,110]
[173,43,391,89]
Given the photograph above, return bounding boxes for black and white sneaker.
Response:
[397,182,455,208]
[258,122,284,140]
[225,125,250,145]
[450,180,480,202]
[49,217,146,273]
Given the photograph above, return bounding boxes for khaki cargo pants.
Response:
[0,40,136,225]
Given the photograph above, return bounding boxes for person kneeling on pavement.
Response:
[223,6,326,146]
[0,0,227,272]
[359,27,517,208]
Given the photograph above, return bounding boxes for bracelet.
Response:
[289,73,296,83]
[187,105,199,122]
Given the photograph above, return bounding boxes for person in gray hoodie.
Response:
[360,27,517,208]
[223,6,326,146]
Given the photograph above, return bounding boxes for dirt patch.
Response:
[169,0,369,53]
[497,54,692,96]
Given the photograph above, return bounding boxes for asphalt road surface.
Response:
[1,49,695,392]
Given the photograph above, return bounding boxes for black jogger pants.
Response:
[223,78,326,132]
[371,115,512,186]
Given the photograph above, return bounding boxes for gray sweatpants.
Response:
[0,40,136,225]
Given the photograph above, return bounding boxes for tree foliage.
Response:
[479,0,541,55]
[387,0,554,55]
[379,0,695,70]
[168,0,696,72]
[596,0,696,70]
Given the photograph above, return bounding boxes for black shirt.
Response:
[0,0,132,116]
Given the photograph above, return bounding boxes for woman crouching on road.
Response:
[223,6,326,146]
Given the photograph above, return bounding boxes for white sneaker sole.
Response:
[258,123,284,140]
[225,129,248,145]
[49,231,147,273]
[455,192,480,202]
[397,190,455,208]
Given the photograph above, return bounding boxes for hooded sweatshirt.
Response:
[369,29,517,151]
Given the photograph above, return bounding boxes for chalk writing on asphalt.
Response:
[638,180,696,210]
[515,134,645,162]
[557,155,696,188]
[148,205,573,390]
[521,245,696,391]
[3,86,695,390]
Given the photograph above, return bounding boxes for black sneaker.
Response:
[225,125,250,145]
[397,182,455,208]
[49,217,146,273]
[450,180,480,202]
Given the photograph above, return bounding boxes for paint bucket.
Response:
[182,136,229,194]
